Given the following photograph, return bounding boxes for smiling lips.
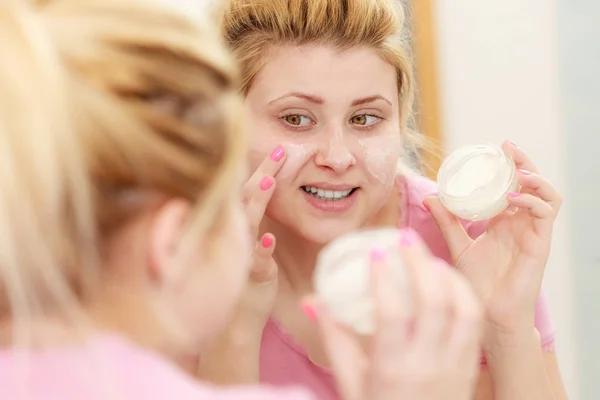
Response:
[300,184,359,212]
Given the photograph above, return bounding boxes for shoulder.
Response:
[396,174,488,262]
[100,336,315,400]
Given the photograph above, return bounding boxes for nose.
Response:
[314,128,356,173]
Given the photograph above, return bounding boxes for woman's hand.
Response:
[234,145,286,332]
[304,228,483,400]
[424,140,562,344]
[197,146,285,384]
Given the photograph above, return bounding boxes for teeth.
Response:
[302,186,354,200]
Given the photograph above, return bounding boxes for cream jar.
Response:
[437,143,518,221]
[314,228,410,335]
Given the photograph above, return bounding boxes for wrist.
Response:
[482,322,539,351]
[197,323,263,385]
[484,328,543,370]
[221,322,265,348]
[483,330,554,400]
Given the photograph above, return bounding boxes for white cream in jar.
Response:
[437,143,519,221]
[314,228,411,335]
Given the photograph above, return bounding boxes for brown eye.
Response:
[285,114,302,125]
[350,114,380,127]
[282,114,312,127]
[351,114,367,125]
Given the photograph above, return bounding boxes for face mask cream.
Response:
[314,228,411,335]
[437,143,519,221]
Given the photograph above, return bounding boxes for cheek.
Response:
[249,137,315,182]
[275,143,314,180]
[358,136,402,186]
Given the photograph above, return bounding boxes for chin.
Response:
[267,204,366,246]
[295,219,362,245]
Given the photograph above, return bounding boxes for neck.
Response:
[0,284,189,362]
[87,283,191,359]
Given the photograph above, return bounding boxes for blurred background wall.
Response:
[414,1,600,398]
[556,1,600,398]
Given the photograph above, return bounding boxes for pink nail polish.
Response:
[270,146,285,162]
[507,191,520,197]
[422,200,431,212]
[300,302,318,322]
[518,169,531,175]
[370,246,388,262]
[261,235,273,248]
[259,176,274,191]
[399,227,420,247]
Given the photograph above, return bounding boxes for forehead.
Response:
[248,44,398,104]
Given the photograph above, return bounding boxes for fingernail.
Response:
[507,140,517,147]
[300,301,318,322]
[507,191,520,197]
[270,146,285,162]
[370,246,388,262]
[399,227,420,247]
[422,200,431,212]
[518,169,531,175]
[259,176,274,191]
[261,235,273,248]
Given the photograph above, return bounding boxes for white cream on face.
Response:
[276,143,314,179]
[250,133,400,186]
[248,140,315,183]
[357,135,402,185]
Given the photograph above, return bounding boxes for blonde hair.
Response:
[222,0,424,171]
[0,0,244,337]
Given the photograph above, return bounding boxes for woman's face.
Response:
[246,45,402,244]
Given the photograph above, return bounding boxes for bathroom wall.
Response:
[556,1,600,399]
[432,0,580,397]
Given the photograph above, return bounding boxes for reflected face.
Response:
[246,45,401,243]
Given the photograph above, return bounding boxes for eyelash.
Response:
[351,113,384,130]
[279,113,314,131]
[278,113,384,131]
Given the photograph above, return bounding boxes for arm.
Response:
[197,327,262,385]
[475,331,568,400]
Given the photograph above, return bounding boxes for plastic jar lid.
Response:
[437,143,518,221]
[314,228,410,335]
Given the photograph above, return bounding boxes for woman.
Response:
[200,0,570,399]
[0,1,482,399]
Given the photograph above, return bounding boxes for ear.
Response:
[147,199,192,287]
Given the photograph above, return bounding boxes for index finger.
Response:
[502,140,540,174]
[243,146,286,196]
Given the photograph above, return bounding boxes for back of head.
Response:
[222,0,421,160]
[0,0,244,341]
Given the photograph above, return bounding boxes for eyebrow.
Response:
[268,92,324,105]
[268,92,392,106]
[351,95,392,107]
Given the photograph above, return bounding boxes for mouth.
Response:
[301,185,359,201]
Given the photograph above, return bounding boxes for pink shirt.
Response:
[260,175,556,399]
[0,335,313,400]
